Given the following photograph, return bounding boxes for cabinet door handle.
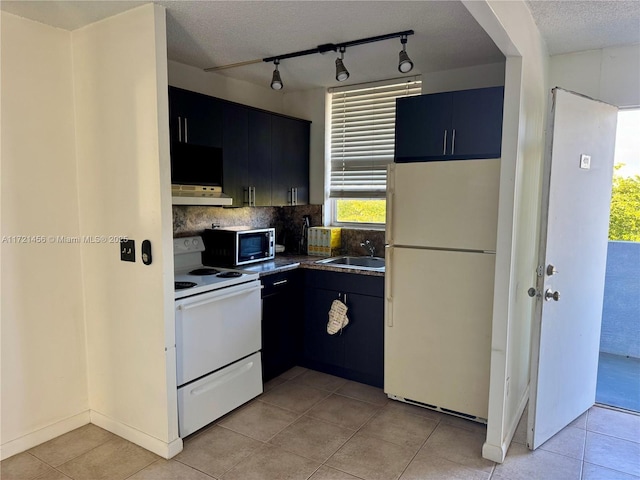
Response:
[451,128,456,155]
[443,129,447,155]
[184,117,188,143]
[293,187,298,205]
[178,116,182,142]
[249,186,256,207]
[272,279,288,286]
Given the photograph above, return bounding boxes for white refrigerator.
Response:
[385,159,500,421]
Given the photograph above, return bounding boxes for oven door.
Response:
[175,280,261,386]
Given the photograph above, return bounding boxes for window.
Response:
[327,78,422,225]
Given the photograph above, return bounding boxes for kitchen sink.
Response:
[316,256,385,271]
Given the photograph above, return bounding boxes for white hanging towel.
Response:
[327,299,349,335]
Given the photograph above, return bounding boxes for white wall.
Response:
[72,4,179,457]
[0,12,89,459]
[464,0,549,463]
[168,60,285,113]
[421,62,506,93]
[550,44,640,108]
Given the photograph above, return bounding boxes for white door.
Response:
[528,88,618,449]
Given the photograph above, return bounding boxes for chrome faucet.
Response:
[360,240,376,257]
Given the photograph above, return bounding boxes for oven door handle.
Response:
[177,283,259,311]
[189,360,256,396]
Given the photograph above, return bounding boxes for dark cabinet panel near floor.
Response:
[395,86,504,162]
[261,270,303,381]
[302,270,384,387]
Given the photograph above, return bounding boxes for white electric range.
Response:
[174,236,259,299]
[173,236,263,437]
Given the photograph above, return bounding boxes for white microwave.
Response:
[202,227,275,266]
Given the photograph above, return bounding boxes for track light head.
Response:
[271,59,283,90]
[335,47,350,82]
[398,35,414,73]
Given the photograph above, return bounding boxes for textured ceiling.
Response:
[526,0,640,55]
[2,1,639,91]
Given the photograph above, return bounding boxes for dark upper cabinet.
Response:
[271,115,310,206]
[395,92,452,160]
[394,86,504,162]
[169,87,223,148]
[170,87,310,207]
[222,102,249,206]
[248,110,273,206]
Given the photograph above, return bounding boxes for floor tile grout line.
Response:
[121,457,163,480]
[584,427,640,444]
[582,459,640,478]
[393,417,443,480]
[31,436,125,476]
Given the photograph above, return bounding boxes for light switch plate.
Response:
[120,239,135,262]
[580,154,591,170]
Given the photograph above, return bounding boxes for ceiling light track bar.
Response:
[262,30,414,63]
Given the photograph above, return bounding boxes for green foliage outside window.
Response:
[609,165,640,241]
[336,199,386,224]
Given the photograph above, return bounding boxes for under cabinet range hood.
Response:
[171,143,232,206]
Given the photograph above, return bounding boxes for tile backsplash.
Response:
[172,204,386,257]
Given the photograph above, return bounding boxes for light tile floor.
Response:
[3,367,639,480]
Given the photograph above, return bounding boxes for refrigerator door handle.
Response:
[386,192,394,244]
[385,248,393,327]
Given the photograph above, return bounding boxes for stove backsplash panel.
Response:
[173,205,385,257]
[173,205,322,255]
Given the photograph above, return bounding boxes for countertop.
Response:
[237,254,385,277]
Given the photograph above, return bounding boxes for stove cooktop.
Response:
[173,235,260,299]
[174,265,259,300]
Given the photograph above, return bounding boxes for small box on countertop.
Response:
[308,227,341,256]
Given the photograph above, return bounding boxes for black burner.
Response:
[189,268,220,276]
[217,271,243,278]
[175,281,198,290]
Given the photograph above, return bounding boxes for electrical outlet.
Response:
[120,239,135,262]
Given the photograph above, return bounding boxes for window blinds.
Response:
[329,79,422,198]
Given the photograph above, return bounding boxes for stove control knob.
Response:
[184,239,190,248]
[192,238,199,247]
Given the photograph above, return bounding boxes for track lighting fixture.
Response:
[270,59,283,90]
[205,30,415,90]
[335,47,350,82]
[398,35,414,73]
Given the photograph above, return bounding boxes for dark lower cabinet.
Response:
[302,270,384,387]
[261,270,303,382]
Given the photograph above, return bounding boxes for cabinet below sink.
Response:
[301,269,384,387]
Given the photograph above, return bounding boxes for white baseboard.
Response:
[90,411,183,459]
[482,385,530,463]
[482,441,506,463]
[0,411,91,461]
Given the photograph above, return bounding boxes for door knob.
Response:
[546,264,558,276]
[527,287,539,298]
[544,289,560,301]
